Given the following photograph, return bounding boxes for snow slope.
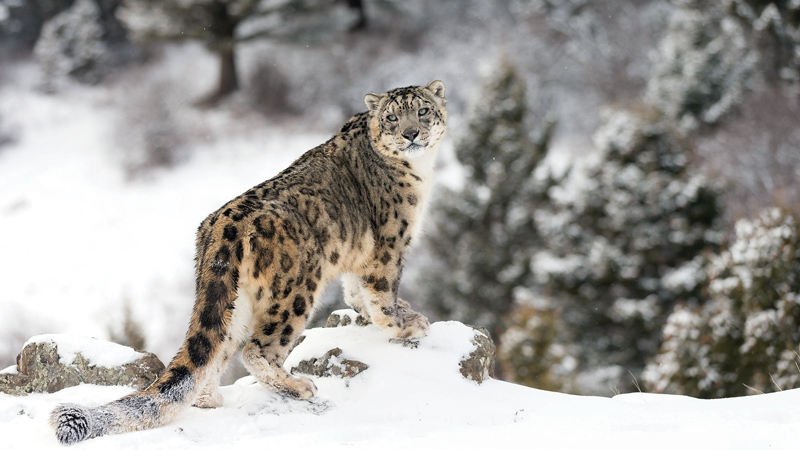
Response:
[1,319,799,449]
[0,54,329,365]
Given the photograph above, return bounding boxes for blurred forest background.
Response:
[1,0,799,398]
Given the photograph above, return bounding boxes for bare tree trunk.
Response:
[218,44,239,97]
[199,0,240,106]
[346,0,367,31]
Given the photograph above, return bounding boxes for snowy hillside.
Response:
[0,51,332,366]
[1,318,799,449]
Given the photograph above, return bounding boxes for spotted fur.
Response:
[50,81,447,445]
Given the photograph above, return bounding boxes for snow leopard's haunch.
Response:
[50,81,447,445]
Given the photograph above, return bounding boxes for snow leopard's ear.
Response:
[426,80,446,100]
[364,92,383,112]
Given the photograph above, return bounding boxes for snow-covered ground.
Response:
[2,318,799,449]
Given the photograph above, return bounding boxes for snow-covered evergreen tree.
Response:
[420,61,557,338]
[644,208,800,398]
[498,291,576,392]
[683,1,800,221]
[538,108,723,393]
[32,0,138,88]
[0,0,75,55]
[34,0,110,87]
[646,0,757,129]
[728,0,800,85]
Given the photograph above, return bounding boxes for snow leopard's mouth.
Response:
[403,142,425,158]
[405,142,424,151]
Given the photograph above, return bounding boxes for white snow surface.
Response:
[23,334,143,368]
[2,320,800,449]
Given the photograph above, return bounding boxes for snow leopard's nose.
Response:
[402,129,419,142]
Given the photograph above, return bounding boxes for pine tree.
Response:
[420,61,557,339]
[498,292,575,391]
[33,0,111,87]
[646,0,757,129]
[538,108,723,393]
[0,0,75,54]
[727,0,800,86]
[31,0,139,88]
[644,209,800,398]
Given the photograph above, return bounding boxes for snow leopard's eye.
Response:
[387,114,398,122]
[418,108,429,117]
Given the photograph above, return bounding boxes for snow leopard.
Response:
[50,81,447,445]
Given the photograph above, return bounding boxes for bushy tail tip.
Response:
[50,404,93,446]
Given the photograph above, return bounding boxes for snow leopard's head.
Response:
[365,81,447,161]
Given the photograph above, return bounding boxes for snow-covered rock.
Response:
[0,335,164,396]
[324,309,371,328]
[291,347,369,380]
[289,310,495,384]
[458,324,496,384]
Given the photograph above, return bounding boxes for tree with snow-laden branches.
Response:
[644,208,800,398]
[498,291,577,392]
[33,0,137,88]
[420,61,557,340]
[536,108,724,394]
[646,0,757,129]
[727,0,800,86]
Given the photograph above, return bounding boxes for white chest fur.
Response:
[405,144,439,245]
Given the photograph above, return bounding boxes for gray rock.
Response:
[389,338,420,349]
[459,325,496,384]
[290,347,368,379]
[325,310,371,328]
[0,338,164,396]
[294,311,495,384]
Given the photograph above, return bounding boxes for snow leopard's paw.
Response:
[395,309,430,339]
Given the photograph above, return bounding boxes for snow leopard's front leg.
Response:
[341,273,373,320]
[347,266,429,339]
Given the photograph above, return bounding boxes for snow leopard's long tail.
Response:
[50,229,244,445]
[50,326,235,445]
[49,358,200,445]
